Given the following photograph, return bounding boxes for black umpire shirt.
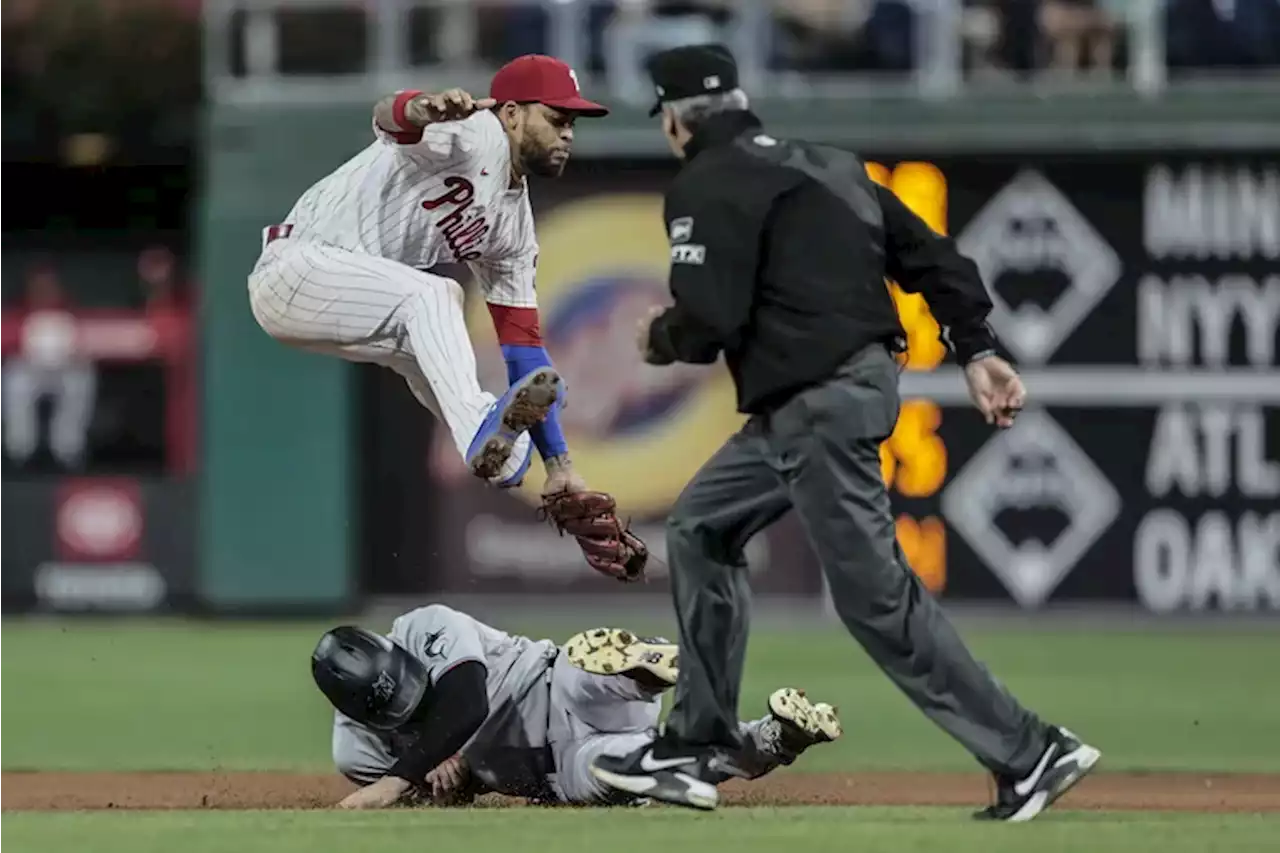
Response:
[646,110,998,415]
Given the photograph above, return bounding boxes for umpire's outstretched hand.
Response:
[964,355,1025,429]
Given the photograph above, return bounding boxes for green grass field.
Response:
[5,808,1279,853]
[4,614,1278,851]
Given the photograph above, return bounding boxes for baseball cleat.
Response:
[564,628,678,690]
[467,366,564,484]
[590,739,727,811]
[759,688,842,762]
[974,726,1102,822]
[490,437,533,489]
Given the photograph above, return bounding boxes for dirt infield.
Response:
[4,771,1280,812]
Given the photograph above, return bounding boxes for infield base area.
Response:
[5,771,1279,812]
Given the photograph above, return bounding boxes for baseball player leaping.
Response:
[247,55,605,494]
[313,604,842,809]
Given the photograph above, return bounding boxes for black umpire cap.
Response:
[646,43,739,116]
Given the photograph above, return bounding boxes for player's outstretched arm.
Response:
[373,88,497,144]
[335,661,489,809]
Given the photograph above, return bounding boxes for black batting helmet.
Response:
[311,626,430,731]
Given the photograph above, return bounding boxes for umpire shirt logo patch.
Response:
[668,217,694,244]
[671,244,706,265]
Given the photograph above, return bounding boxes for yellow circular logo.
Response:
[467,193,745,516]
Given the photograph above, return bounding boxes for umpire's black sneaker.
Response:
[975,726,1102,822]
[590,737,739,811]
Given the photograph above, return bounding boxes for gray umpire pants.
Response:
[663,344,1050,779]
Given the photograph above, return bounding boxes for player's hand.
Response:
[406,89,497,125]
[424,754,471,805]
[963,354,1025,429]
[336,775,413,809]
[636,305,665,362]
[542,454,588,497]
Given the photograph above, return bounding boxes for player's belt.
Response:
[261,223,294,250]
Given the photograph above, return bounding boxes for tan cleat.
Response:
[564,628,679,690]
[764,688,842,759]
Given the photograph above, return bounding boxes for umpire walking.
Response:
[590,44,1100,821]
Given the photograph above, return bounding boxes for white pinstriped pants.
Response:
[247,238,529,480]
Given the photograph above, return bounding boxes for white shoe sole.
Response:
[1007,743,1103,822]
[768,688,843,744]
[565,628,678,687]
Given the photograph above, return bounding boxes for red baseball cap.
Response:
[490,55,609,117]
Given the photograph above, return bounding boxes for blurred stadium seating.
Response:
[3,1,1278,168]
[199,0,1280,99]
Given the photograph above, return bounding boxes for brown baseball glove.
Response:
[540,491,648,582]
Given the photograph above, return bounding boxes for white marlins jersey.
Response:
[278,110,539,309]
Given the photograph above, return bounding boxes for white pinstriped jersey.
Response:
[277,110,539,309]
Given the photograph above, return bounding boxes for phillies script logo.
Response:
[422,176,489,261]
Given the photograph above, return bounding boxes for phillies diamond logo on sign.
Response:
[956,170,1121,364]
[55,479,144,561]
[941,411,1120,607]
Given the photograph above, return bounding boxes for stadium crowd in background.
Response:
[5,1,1280,125]
[494,1,1280,76]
